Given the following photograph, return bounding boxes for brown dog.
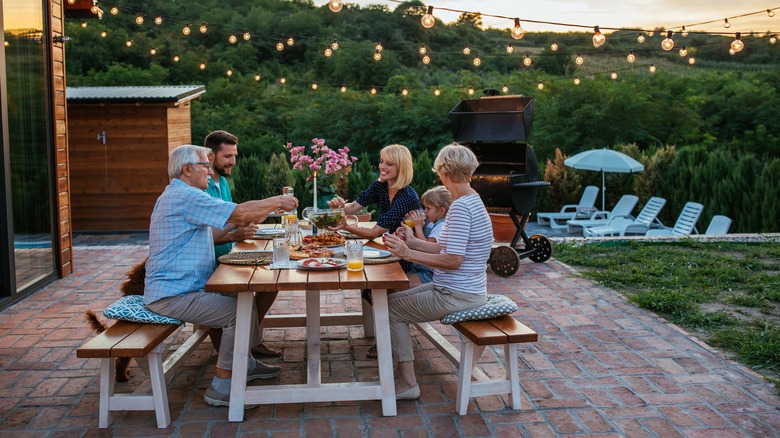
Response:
[84,258,222,382]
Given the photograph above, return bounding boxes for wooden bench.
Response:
[413,315,537,415]
[77,320,208,428]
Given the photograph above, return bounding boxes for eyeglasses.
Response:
[191,162,211,170]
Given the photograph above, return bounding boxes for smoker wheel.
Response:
[489,246,520,277]
[528,235,552,263]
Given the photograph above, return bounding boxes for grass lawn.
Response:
[553,239,780,391]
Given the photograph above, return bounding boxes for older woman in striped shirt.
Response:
[383,143,492,400]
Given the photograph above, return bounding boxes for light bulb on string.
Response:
[688,57,696,65]
[575,53,584,65]
[226,69,233,77]
[331,39,339,50]
[729,48,736,55]
[769,9,775,17]
[419,44,427,55]
[402,88,408,96]
[592,26,606,47]
[199,62,206,70]
[537,81,544,90]
[681,26,688,37]
[155,16,163,25]
[724,18,731,29]
[370,88,377,95]
[611,71,618,80]
[340,85,347,93]
[506,44,514,54]
[135,15,144,25]
[229,34,237,44]
[243,32,251,41]
[328,0,343,12]
[254,74,261,81]
[421,6,435,29]
[422,55,431,64]
[550,42,559,51]
[311,82,318,90]
[523,54,532,66]
[324,47,332,57]
[463,46,471,55]
[574,77,581,85]
[770,36,777,44]
[150,48,157,55]
[81,21,87,28]
[375,42,383,52]
[125,40,132,47]
[731,32,744,53]
[661,30,675,50]
[110,7,118,15]
[468,88,474,95]
[434,88,441,96]
[182,25,191,35]
[100,31,107,38]
[287,36,294,46]
[679,46,688,57]
[502,85,509,93]
[649,64,656,73]
[472,55,481,67]
[199,23,208,33]
[276,41,284,51]
[173,55,180,62]
[373,50,382,61]
[637,33,645,43]
[280,77,287,84]
[627,51,636,63]
[511,18,525,39]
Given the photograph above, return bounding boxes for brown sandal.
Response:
[366,343,377,359]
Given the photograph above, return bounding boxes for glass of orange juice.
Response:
[404,218,415,228]
[346,241,364,271]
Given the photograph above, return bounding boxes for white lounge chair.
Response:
[705,215,732,235]
[537,185,599,229]
[646,202,704,236]
[566,195,639,235]
[583,197,666,237]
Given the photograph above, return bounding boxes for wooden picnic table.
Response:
[205,228,408,422]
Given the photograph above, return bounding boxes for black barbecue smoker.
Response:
[449,94,551,277]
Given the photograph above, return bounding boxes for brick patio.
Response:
[1,241,778,437]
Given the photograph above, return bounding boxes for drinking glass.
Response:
[284,216,300,245]
[346,241,364,271]
[272,237,290,266]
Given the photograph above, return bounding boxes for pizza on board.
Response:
[289,243,335,260]
[302,233,345,246]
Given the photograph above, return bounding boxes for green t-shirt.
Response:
[204,175,233,260]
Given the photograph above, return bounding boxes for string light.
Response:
[502,85,508,93]
[100,31,107,38]
[311,82,318,90]
[340,85,347,93]
[135,15,144,25]
[575,53,584,65]
[328,0,343,13]
[287,36,295,46]
[276,41,284,51]
[280,77,287,84]
[150,48,157,55]
[243,32,251,41]
[110,7,118,15]
[155,16,163,25]
[373,50,382,61]
[422,55,431,64]
[688,57,696,65]
[254,74,261,81]
[724,18,731,28]
[199,23,208,33]
[402,88,409,96]
[370,88,377,95]
[182,25,191,35]
[463,46,471,55]
[468,88,474,95]
[226,69,233,77]
[324,47,332,57]
[173,55,180,62]
[229,34,237,44]
[537,82,544,90]
[770,36,777,44]
[769,9,775,17]
[331,39,339,50]
[81,21,87,28]
[679,46,688,57]
[421,6,435,28]
[637,34,645,43]
[434,88,441,96]
[550,42,558,51]
[681,26,688,37]
[610,71,618,80]
[125,40,132,47]
[419,44,427,55]
[731,32,744,53]
[375,42,383,52]
[661,30,675,50]
[523,54,532,67]
[729,48,736,55]
[592,26,606,47]
[511,18,525,39]
[506,44,514,54]
[472,55,481,67]
[649,64,656,73]
[627,51,636,63]
[574,77,581,85]
[199,62,207,70]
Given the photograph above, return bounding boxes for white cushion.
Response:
[103,295,182,325]
[440,294,518,324]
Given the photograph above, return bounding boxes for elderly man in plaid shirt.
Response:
[144,144,298,407]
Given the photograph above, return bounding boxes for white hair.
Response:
[168,145,211,179]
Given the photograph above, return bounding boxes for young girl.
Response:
[404,186,451,284]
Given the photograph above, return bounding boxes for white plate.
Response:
[237,249,272,254]
[255,229,283,236]
[296,258,347,270]
[363,249,391,259]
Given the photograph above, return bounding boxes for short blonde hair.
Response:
[381,144,414,190]
[433,143,479,183]
[421,186,451,211]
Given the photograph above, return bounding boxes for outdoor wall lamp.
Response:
[53,35,71,44]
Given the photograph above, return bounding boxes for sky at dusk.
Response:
[320,1,779,34]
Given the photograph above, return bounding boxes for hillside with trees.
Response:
[63,0,780,231]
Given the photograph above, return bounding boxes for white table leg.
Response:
[306,290,321,385]
[228,293,254,422]
[371,288,397,416]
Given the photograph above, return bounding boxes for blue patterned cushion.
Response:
[440,294,518,324]
[103,295,182,325]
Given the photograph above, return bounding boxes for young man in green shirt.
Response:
[204,130,281,358]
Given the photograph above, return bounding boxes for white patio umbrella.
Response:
[564,148,644,211]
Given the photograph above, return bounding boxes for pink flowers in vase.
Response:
[285,138,358,180]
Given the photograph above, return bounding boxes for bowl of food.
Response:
[306,208,345,229]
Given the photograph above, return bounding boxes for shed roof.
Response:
[66,85,206,104]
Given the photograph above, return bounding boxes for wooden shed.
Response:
[67,85,205,231]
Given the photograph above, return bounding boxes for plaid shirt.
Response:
[144,178,236,304]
